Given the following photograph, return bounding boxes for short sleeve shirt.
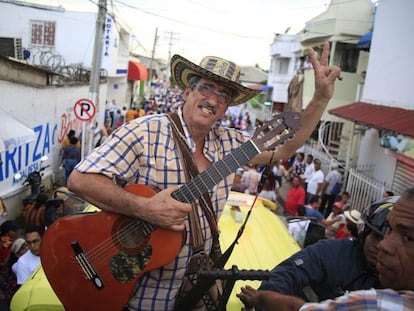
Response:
[305,206,324,222]
[300,288,414,311]
[75,109,247,310]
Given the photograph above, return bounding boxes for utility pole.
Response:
[83,0,107,158]
[164,31,178,89]
[146,27,158,100]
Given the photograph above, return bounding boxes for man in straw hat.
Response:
[68,42,342,310]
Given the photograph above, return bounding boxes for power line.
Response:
[112,0,269,40]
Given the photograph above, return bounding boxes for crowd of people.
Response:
[0,219,44,310]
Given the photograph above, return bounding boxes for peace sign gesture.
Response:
[309,42,343,101]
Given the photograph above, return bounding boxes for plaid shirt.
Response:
[75,110,246,310]
[301,288,414,311]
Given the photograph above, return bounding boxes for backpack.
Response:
[331,182,342,195]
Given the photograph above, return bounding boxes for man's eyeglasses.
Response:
[25,239,40,246]
[195,83,232,105]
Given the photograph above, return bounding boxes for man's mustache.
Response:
[198,101,217,115]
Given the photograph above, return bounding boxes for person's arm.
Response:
[321,216,340,227]
[67,171,192,232]
[251,43,342,164]
[238,285,305,311]
[316,182,324,196]
[259,240,338,298]
[298,189,306,205]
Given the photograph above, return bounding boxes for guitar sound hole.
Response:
[112,218,150,254]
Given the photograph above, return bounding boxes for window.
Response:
[334,42,359,73]
[270,57,290,74]
[31,20,56,47]
[278,57,289,74]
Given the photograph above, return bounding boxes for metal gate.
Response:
[345,168,388,212]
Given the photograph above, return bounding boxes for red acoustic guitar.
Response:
[40,112,300,311]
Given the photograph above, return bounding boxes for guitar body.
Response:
[41,184,184,311]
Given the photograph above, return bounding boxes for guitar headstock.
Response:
[251,111,301,152]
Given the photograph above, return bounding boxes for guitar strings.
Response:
[73,217,151,270]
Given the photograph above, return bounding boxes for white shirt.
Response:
[289,219,311,248]
[307,170,324,195]
[304,162,315,182]
[12,251,41,284]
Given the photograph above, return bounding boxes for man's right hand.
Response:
[137,186,192,231]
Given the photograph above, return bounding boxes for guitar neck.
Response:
[172,140,260,204]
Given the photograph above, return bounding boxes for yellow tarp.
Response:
[219,192,300,310]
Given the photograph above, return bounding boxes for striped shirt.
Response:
[75,110,247,310]
[300,288,414,311]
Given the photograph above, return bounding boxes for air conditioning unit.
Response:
[0,37,23,60]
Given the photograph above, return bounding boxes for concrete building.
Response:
[268,0,414,208]
[0,0,148,216]
[328,0,414,200]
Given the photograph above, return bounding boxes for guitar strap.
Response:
[167,112,221,258]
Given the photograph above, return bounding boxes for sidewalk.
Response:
[275,180,290,216]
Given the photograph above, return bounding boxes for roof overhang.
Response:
[357,31,372,50]
[127,61,148,81]
[301,33,333,45]
[329,102,414,137]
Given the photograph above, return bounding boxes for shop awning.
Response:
[357,31,372,50]
[127,61,148,81]
[329,102,414,137]
[1,107,35,152]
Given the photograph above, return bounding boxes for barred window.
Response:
[31,20,56,47]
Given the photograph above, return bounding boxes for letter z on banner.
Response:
[74,98,96,121]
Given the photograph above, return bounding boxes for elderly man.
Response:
[238,188,414,310]
[67,43,341,310]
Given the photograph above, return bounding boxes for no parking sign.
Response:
[74,98,96,121]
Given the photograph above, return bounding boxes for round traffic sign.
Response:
[74,98,96,121]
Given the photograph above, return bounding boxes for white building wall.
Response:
[0,1,131,107]
[0,80,107,217]
[0,2,97,68]
[357,129,397,185]
[362,0,414,109]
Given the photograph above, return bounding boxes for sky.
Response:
[25,0,331,69]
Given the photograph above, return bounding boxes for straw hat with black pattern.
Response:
[170,54,261,106]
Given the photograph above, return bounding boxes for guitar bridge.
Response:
[71,241,104,290]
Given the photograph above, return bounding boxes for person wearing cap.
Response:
[68,42,342,310]
[10,238,28,259]
[238,195,398,309]
[325,201,346,238]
